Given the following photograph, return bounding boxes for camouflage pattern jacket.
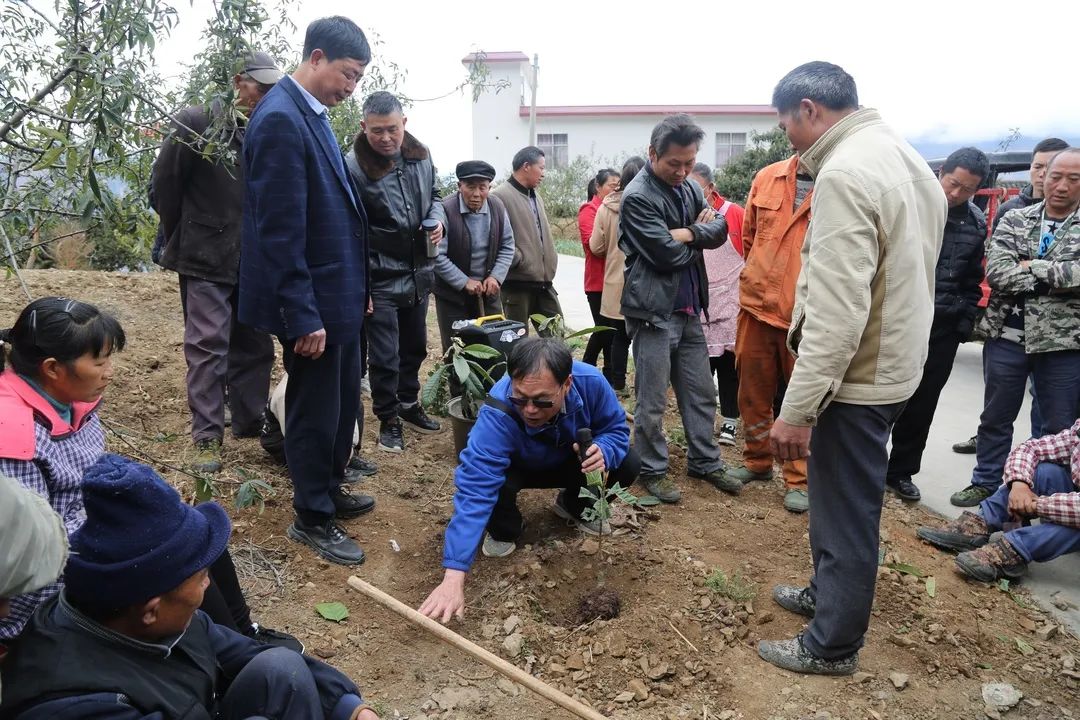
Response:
[977,201,1080,353]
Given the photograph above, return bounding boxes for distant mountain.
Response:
[910,134,1080,161]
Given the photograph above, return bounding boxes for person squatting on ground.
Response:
[949,147,1080,508]
[619,114,741,504]
[416,337,638,623]
[919,418,1080,582]
[433,160,515,352]
[151,50,283,474]
[491,146,563,325]
[757,61,946,676]
[730,154,813,512]
[884,147,990,502]
[579,167,620,376]
[239,16,376,566]
[346,90,447,454]
[0,453,380,720]
[0,297,299,651]
[587,156,646,395]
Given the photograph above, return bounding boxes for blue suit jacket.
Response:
[238,78,369,344]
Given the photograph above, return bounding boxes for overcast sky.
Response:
[155,0,1080,166]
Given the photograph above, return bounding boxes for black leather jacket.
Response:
[617,164,728,323]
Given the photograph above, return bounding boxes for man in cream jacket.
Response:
[757,61,947,675]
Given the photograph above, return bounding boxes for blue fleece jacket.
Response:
[443,361,629,571]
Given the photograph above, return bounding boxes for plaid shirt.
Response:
[0,414,103,640]
[1003,418,1080,529]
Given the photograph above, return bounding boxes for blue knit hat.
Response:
[65,453,231,608]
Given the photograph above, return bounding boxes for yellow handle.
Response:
[472,314,506,325]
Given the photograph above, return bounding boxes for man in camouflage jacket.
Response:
[950,148,1080,507]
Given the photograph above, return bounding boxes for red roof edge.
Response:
[462,51,529,65]
[518,104,775,117]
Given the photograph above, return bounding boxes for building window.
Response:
[537,133,569,169]
[715,132,747,167]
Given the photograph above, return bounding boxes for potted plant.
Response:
[422,339,504,455]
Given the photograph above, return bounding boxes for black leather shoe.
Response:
[952,435,977,454]
[399,404,441,434]
[287,519,366,565]
[246,623,305,653]
[333,487,376,519]
[886,476,921,502]
[347,455,379,476]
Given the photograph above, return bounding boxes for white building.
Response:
[463,51,777,175]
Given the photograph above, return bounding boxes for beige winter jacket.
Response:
[781,108,947,426]
[588,191,626,320]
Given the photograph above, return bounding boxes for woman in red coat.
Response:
[579,168,619,370]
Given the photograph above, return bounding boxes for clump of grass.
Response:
[705,568,756,602]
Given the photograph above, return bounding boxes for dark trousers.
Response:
[280,338,361,525]
[179,276,274,441]
[368,297,429,422]
[200,547,252,633]
[501,283,562,328]
[218,648,323,720]
[981,462,1080,562]
[803,400,905,660]
[971,340,1080,491]
[486,448,641,542]
[435,293,503,354]
[709,351,739,419]
[886,331,963,481]
[600,315,629,391]
[582,291,611,366]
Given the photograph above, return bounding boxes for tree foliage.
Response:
[713,128,794,205]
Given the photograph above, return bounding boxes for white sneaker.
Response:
[551,498,611,536]
[481,533,516,558]
[718,421,737,446]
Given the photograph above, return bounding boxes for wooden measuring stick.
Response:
[346,576,608,720]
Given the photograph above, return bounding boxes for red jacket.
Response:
[579,195,605,292]
[706,190,745,257]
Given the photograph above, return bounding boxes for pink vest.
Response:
[0,370,101,461]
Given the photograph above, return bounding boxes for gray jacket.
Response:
[618,164,728,323]
[347,131,446,307]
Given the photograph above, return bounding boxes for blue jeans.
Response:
[970,340,1080,491]
[980,462,1080,563]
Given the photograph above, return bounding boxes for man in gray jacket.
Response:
[347,91,446,454]
[758,62,946,676]
[619,114,740,504]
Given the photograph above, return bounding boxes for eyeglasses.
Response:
[508,396,555,409]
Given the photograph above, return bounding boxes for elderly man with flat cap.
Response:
[152,49,285,475]
[433,160,516,352]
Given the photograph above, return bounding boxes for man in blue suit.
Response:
[239,16,375,565]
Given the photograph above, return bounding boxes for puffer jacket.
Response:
[347,131,446,307]
[618,164,728,323]
[977,202,1080,353]
[933,200,987,339]
[782,108,946,426]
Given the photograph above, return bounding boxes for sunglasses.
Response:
[508,395,555,409]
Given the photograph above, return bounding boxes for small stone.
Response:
[628,679,649,701]
[481,623,498,640]
[496,678,520,697]
[647,663,673,681]
[982,682,1023,709]
[613,691,635,703]
[549,663,567,675]
[312,646,335,659]
[1018,617,1038,632]
[1035,624,1058,641]
[984,706,1002,720]
[565,653,586,671]
[502,632,524,657]
[889,634,915,648]
[581,539,600,555]
[656,683,676,697]
[756,612,775,625]
[852,672,874,684]
[503,614,522,634]
[889,672,909,690]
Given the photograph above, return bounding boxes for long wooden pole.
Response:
[346,576,607,720]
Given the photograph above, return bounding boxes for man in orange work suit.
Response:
[729,155,813,513]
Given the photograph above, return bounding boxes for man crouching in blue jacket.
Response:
[419,337,638,622]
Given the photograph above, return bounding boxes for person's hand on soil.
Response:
[574,442,605,474]
[463,279,483,296]
[294,328,326,359]
[770,418,811,461]
[482,276,500,297]
[1007,482,1038,518]
[418,569,466,623]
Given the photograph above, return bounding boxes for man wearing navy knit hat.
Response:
[0,454,379,720]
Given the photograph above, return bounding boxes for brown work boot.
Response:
[916,511,990,553]
[955,538,1028,583]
